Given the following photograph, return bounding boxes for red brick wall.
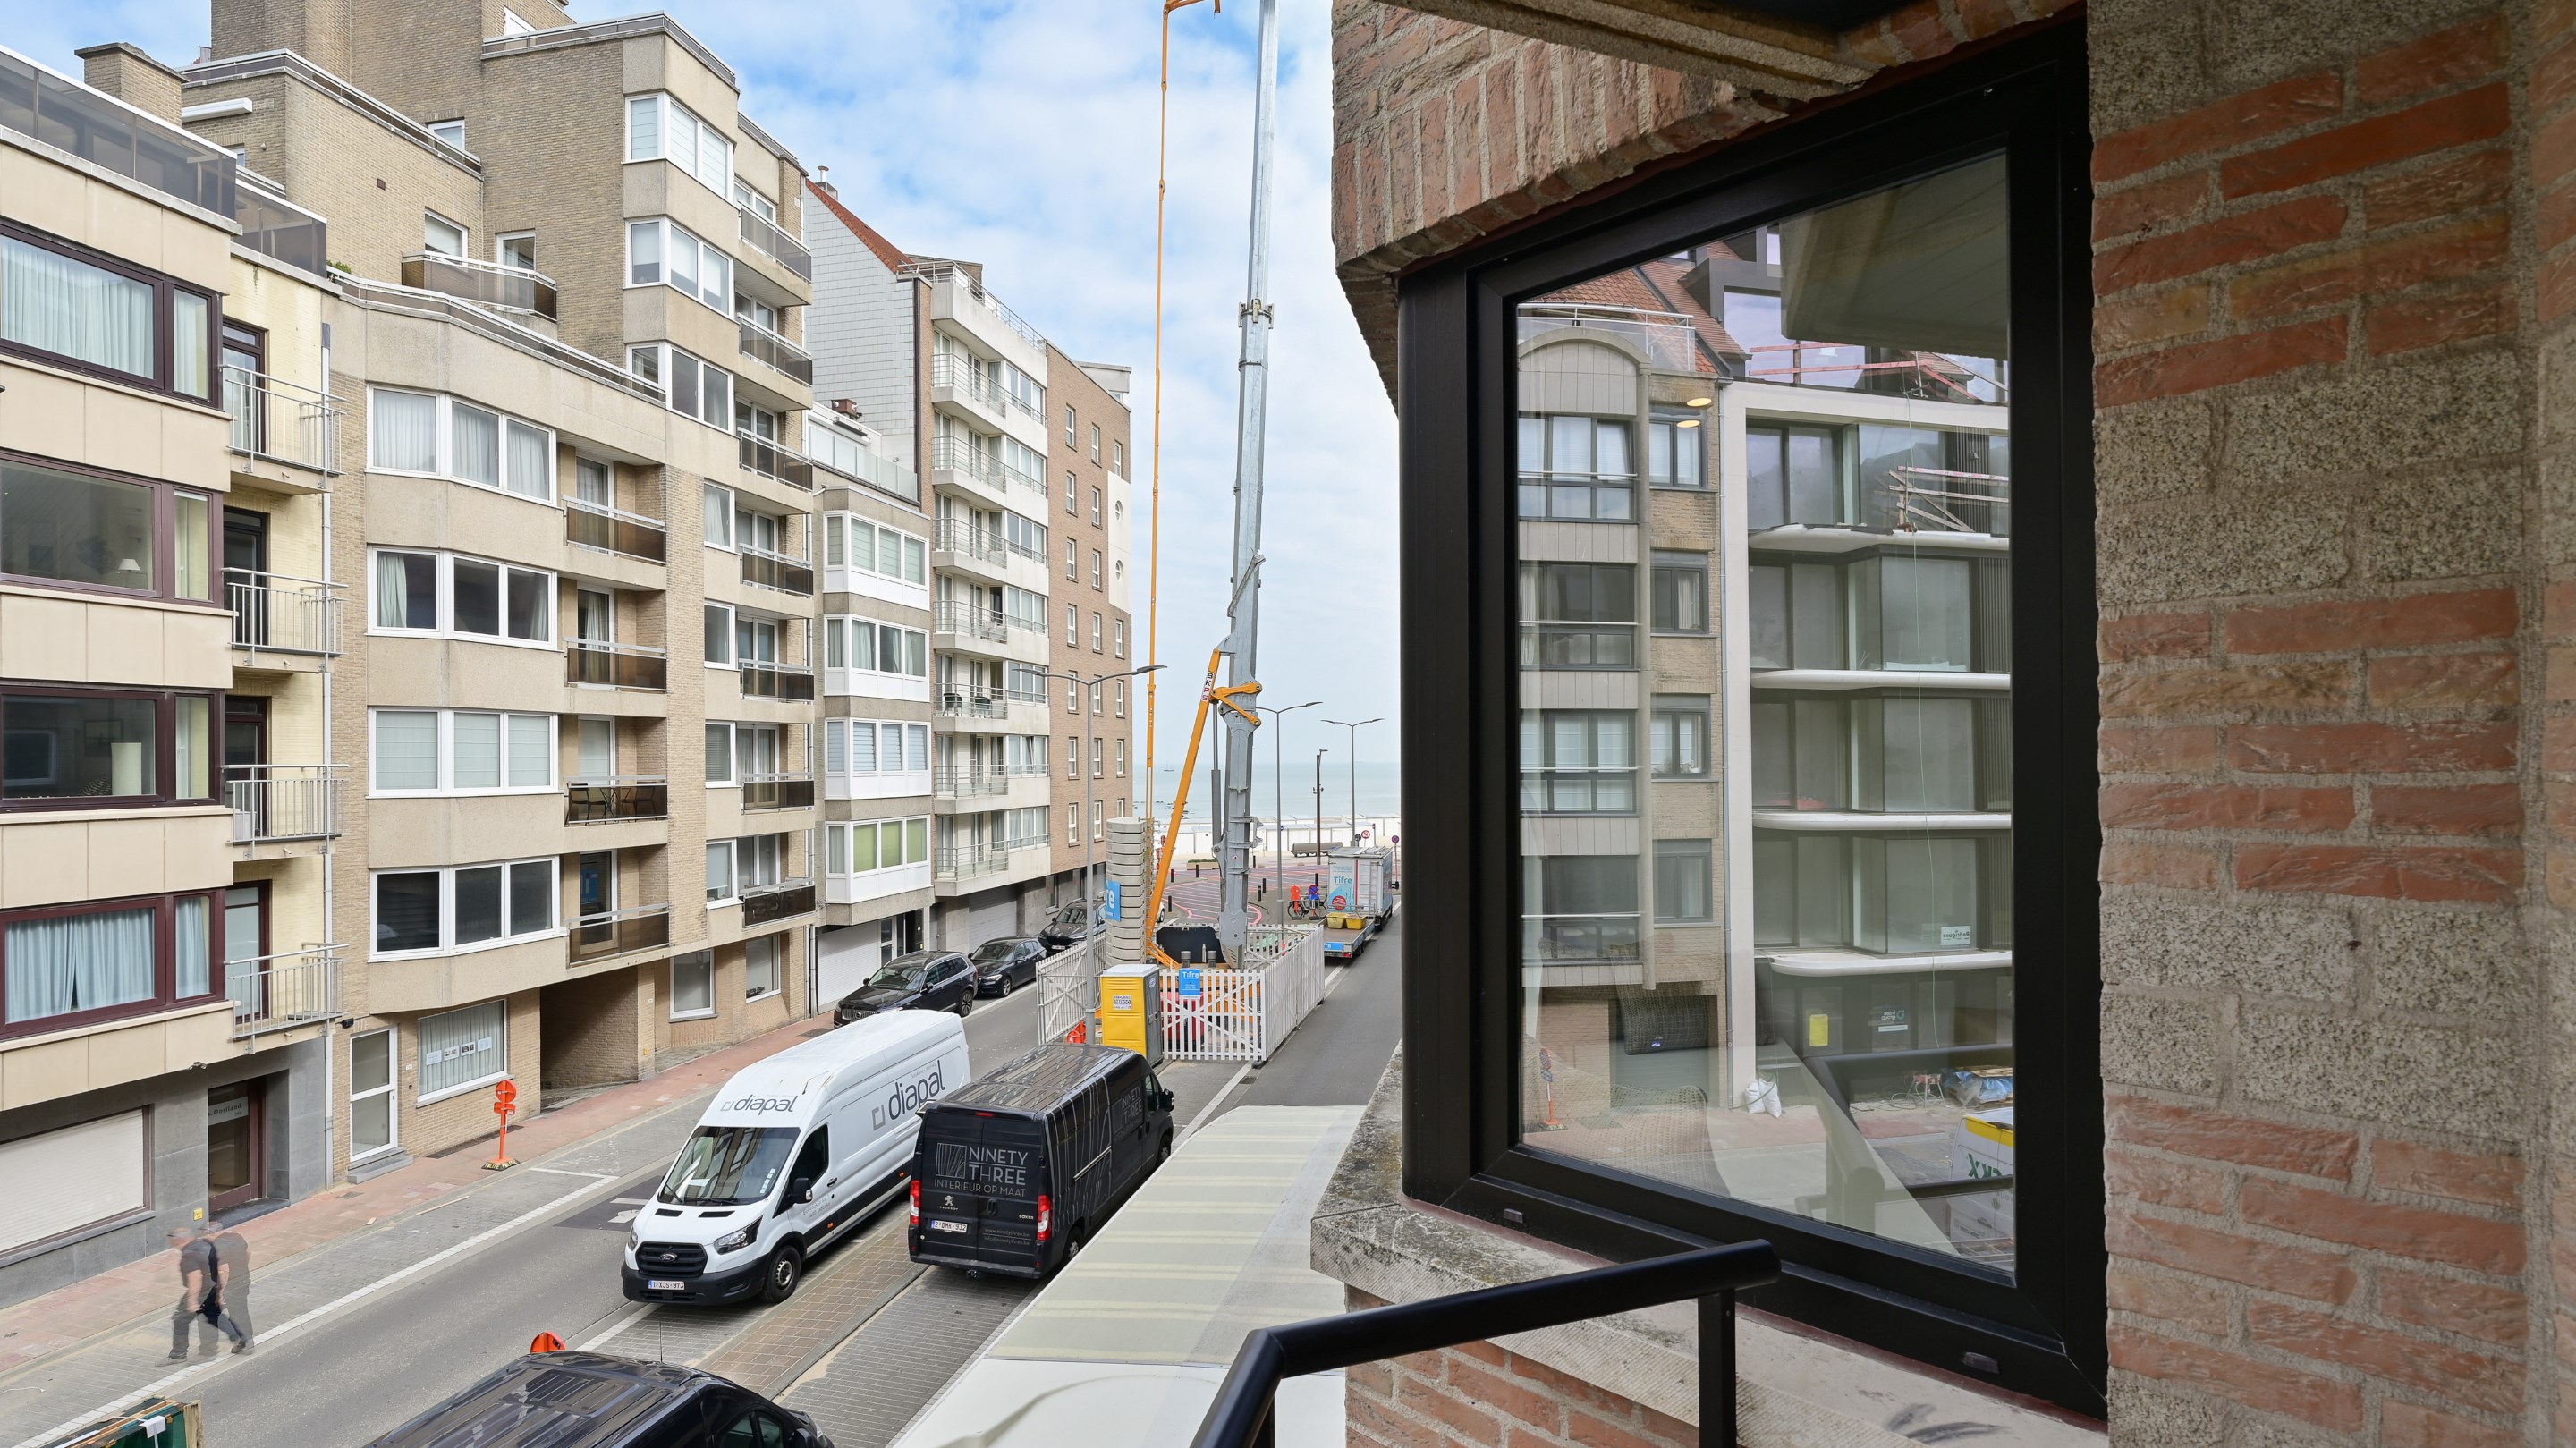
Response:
[1342,1290,1698,1448]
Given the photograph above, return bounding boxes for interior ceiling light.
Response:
[1685,395,1714,408]
[1676,418,1702,428]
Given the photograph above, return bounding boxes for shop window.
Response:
[417,1000,506,1099]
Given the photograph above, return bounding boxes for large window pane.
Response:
[374,710,437,791]
[453,560,501,636]
[507,715,551,787]
[418,1001,504,1097]
[3,694,155,799]
[376,551,437,630]
[451,403,500,487]
[2,461,156,592]
[375,872,440,953]
[2,237,153,378]
[450,712,501,789]
[4,905,155,1022]
[505,568,550,641]
[453,865,504,945]
[508,860,552,934]
[370,391,438,472]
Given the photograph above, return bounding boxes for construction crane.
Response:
[1142,648,1260,969]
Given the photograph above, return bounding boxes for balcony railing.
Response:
[0,47,234,216]
[936,686,1009,720]
[400,251,559,320]
[933,599,1013,644]
[933,516,1010,569]
[222,366,339,476]
[1522,913,1643,967]
[1740,342,2008,405]
[742,773,817,810]
[234,175,330,279]
[227,570,342,656]
[569,902,672,964]
[928,353,1023,420]
[1521,767,1639,816]
[226,944,340,1039]
[566,499,668,563]
[909,260,1046,349]
[567,776,669,825]
[928,436,1042,498]
[1518,622,1639,670]
[225,764,343,843]
[739,660,816,701]
[738,430,815,490]
[741,546,816,596]
[741,879,818,926]
[936,844,1012,881]
[739,319,814,385]
[568,639,668,690]
[737,203,813,281]
[934,765,1011,800]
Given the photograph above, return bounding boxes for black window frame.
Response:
[0,448,224,608]
[0,682,223,811]
[0,220,219,403]
[1393,26,2100,1412]
[0,887,224,1040]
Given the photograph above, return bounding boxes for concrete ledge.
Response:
[1311,1055,2103,1448]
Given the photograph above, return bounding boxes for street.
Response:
[0,927,1402,1448]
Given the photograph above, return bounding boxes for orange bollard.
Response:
[486,1080,520,1171]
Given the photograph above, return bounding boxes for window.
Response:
[733,179,777,223]
[368,390,555,500]
[627,218,732,312]
[1646,411,1705,488]
[499,6,535,35]
[1065,678,1080,712]
[1113,441,1125,473]
[825,817,928,875]
[1517,563,1635,669]
[1065,804,1079,844]
[1745,423,1844,530]
[1515,411,1634,521]
[350,1029,396,1158]
[416,1001,505,1099]
[1003,586,1048,631]
[705,841,734,902]
[1650,697,1709,779]
[1064,471,1077,514]
[627,344,733,428]
[370,710,555,794]
[1519,710,1635,815]
[1750,553,2006,674]
[1065,737,1079,780]
[822,617,928,680]
[1114,680,1125,718]
[704,603,733,665]
[745,936,781,1000]
[824,514,927,585]
[627,92,733,198]
[1065,538,1078,581]
[1064,604,1078,645]
[1090,550,1103,590]
[1092,800,1104,842]
[1115,738,1128,775]
[1063,404,1076,446]
[708,833,790,902]
[370,550,553,646]
[703,484,734,549]
[374,859,557,958]
[1,224,218,400]
[825,720,928,778]
[1091,737,1104,779]
[1114,619,1127,657]
[0,890,218,1037]
[422,212,466,256]
[671,952,714,1020]
[1650,551,1708,632]
[0,453,216,603]
[1,688,214,808]
[428,120,466,148]
[1089,487,1103,526]
[1089,424,1101,463]
[1091,611,1103,652]
[1651,839,1713,922]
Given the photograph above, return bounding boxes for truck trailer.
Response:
[1320,846,1395,961]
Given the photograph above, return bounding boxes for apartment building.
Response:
[68,0,833,1181]
[0,47,341,1304]
[1045,348,1136,905]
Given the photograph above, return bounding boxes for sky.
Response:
[2,0,1403,806]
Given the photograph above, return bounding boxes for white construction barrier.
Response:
[1159,924,1326,1063]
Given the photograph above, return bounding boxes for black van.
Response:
[362,1350,829,1448]
[907,1043,1174,1278]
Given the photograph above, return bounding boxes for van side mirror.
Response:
[788,1177,815,1204]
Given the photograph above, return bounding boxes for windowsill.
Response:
[370,788,561,800]
[744,989,780,1004]
[1313,1054,2103,1448]
[416,1070,510,1107]
[669,1008,717,1022]
[368,628,562,653]
[364,465,555,507]
[373,927,566,964]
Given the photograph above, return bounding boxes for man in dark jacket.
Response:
[167,1226,250,1359]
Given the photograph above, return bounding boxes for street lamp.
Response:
[1322,717,1383,846]
[1033,663,1165,936]
[1256,700,1318,915]
[1312,749,1328,866]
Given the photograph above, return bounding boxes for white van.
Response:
[623,1010,969,1305]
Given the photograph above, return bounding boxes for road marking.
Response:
[1179,1063,1252,1145]
[16,1173,629,1448]
[579,1305,657,1352]
[529,1167,614,1179]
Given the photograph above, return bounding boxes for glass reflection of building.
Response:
[1516,155,2016,1267]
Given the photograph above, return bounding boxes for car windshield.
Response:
[659,1125,797,1205]
[970,941,1020,965]
[867,965,925,989]
[1054,903,1089,928]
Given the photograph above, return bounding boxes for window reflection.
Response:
[1516,152,2016,1268]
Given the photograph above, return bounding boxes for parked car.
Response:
[835,951,975,1023]
[362,1348,830,1448]
[970,936,1046,996]
[1036,899,1101,952]
[908,1043,1174,1280]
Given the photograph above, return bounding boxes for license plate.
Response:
[648,1279,687,1291]
[928,1219,969,1233]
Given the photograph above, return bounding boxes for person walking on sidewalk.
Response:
[166,1227,250,1359]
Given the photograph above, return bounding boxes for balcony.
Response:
[226,944,340,1039]
[227,570,342,658]
[739,660,816,701]
[1518,622,1639,670]
[568,639,668,691]
[741,546,816,596]
[737,203,814,281]
[928,352,1040,428]
[738,430,815,491]
[935,765,1010,800]
[928,436,1042,503]
[567,776,669,825]
[933,599,1011,646]
[222,366,340,478]
[400,251,559,321]
[0,47,233,216]
[936,844,1012,882]
[742,773,817,811]
[932,516,1009,576]
[233,174,329,279]
[741,879,818,927]
[566,500,668,563]
[739,319,814,385]
[935,686,1009,721]
[569,902,673,964]
[225,764,343,843]
[911,260,1046,351]
[1516,302,1705,375]
[1521,767,1639,816]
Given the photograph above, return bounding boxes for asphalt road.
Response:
[1224,903,1405,1110]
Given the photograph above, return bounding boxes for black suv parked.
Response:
[834,950,974,1022]
[970,936,1046,995]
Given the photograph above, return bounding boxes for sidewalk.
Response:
[0,1014,832,1382]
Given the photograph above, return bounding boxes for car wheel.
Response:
[956,991,973,1018]
[1157,1130,1173,1164]
[761,1244,802,1303]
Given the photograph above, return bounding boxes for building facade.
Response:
[1045,347,1137,911]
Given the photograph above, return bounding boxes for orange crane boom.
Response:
[1140,648,1258,970]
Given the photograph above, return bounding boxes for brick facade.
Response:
[1343,1290,1697,1448]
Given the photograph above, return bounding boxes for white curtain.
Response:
[173,293,209,398]
[374,552,414,629]
[175,896,210,998]
[5,907,155,1023]
[508,714,550,786]
[451,712,501,788]
[371,391,438,471]
[373,710,439,791]
[2,238,153,378]
[504,419,550,498]
[451,403,499,486]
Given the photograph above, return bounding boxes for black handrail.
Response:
[1188,1241,1777,1448]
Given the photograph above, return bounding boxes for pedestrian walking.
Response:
[210,1226,254,1343]
[166,1227,250,1359]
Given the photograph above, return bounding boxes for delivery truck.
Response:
[1320,846,1395,961]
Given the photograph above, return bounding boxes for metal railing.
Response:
[566,499,668,563]
[1740,343,2008,405]
[933,516,1010,568]
[928,353,1014,419]
[909,260,1046,348]
[932,599,1013,644]
[738,660,816,701]
[934,765,1010,799]
[568,902,672,963]
[226,944,340,1039]
[1189,1244,1779,1448]
[336,275,663,408]
[1516,303,1705,375]
[567,776,669,825]
[221,366,339,475]
[1523,913,1644,966]
[741,773,816,810]
[741,878,818,926]
[1521,767,1639,816]
[0,47,234,216]
[568,639,667,690]
[737,203,814,280]
[936,844,1012,881]
[225,764,343,843]
[226,570,342,656]
[928,435,1004,493]
[936,687,1009,720]
[739,319,814,385]
[738,430,816,490]
[741,546,815,596]
[234,175,330,279]
[1518,622,1639,670]
[400,251,559,320]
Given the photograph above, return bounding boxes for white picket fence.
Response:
[1160,924,1326,1063]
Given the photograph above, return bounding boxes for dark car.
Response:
[834,950,974,1023]
[361,1348,828,1448]
[970,936,1046,996]
[1036,899,1100,952]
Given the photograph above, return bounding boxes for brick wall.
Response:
[1342,1289,1693,1448]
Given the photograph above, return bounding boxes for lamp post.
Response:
[1323,717,1383,846]
[1036,664,1165,933]
[1257,700,1318,915]
[1313,749,1327,868]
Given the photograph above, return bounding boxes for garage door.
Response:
[967,889,1015,949]
[816,925,881,1006]
[0,1110,146,1254]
